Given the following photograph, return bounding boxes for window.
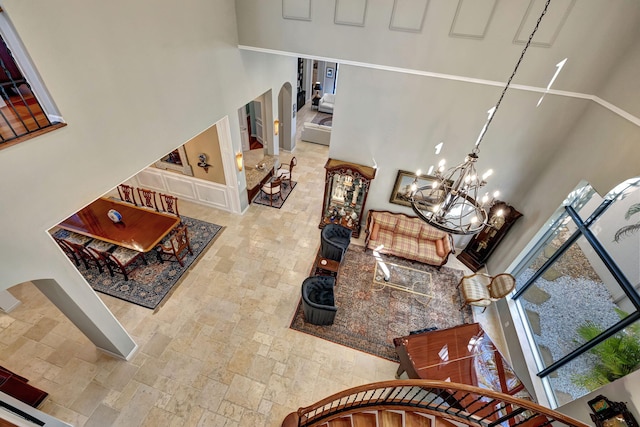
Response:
[511,178,640,407]
[0,9,64,148]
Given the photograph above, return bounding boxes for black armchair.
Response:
[301,276,337,325]
[320,224,352,262]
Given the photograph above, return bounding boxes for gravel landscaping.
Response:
[518,268,623,403]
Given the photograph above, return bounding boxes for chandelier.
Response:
[410,0,551,235]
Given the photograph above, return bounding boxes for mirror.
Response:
[154,145,194,176]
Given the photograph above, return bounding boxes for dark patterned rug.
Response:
[252,181,297,208]
[290,245,473,361]
[54,216,223,310]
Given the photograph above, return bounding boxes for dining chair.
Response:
[156,224,193,267]
[88,246,147,281]
[137,187,159,211]
[54,237,81,267]
[158,193,180,218]
[63,240,106,274]
[117,184,138,206]
[276,156,297,189]
[259,178,283,206]
[458,272,515,312]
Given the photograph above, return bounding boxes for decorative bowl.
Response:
[107,209,122,223]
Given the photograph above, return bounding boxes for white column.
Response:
[0,290,21,313]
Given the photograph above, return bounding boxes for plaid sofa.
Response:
[364,210,453,267]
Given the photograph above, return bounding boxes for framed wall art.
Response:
[326,67,334,78]
[390,170,439,207]
[154,145,194,176]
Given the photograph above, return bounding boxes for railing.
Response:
[282,380,591,427]
[0,34,58,147]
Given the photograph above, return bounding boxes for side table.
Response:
[314,256,340,278]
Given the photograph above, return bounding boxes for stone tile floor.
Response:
[0,103,502,426]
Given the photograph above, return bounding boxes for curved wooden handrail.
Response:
[282,380,591,427]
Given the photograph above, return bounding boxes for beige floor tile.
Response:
[0,103,505,426]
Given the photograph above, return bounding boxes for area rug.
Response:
[54,216,223,310]
[252,181,297,208]
[290,245,473,361]
[311,112,332,127]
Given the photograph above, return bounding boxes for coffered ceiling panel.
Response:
[450,0,498,39]
[335,0,368,27]
[389,0,430,33]
[514,0,576,47]
[282,0,311,21]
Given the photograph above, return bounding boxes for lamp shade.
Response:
[313,82,322,91]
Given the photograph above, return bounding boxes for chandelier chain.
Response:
[474,0,552,152]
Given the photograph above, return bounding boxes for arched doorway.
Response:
[278,82,294,152]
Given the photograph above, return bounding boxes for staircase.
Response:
[282,380,590,427]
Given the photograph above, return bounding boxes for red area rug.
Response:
[289,245,473,361]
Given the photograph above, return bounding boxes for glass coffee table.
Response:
[373,260,433,302]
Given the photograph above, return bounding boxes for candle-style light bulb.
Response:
[482,169,493,180]
[416,169,422,177]
[493,190,500,199]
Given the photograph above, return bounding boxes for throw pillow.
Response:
[370,223,380,240]
[435,238,445,258]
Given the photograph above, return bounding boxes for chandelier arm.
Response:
[474,0,552,152]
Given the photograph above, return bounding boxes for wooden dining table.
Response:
[57,198,180,252]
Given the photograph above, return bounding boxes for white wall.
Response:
[558,369,640,425]
[236,0,640,94]
[0,0,295,352]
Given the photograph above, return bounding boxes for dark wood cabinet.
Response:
[319,159,376,238]
[588,395,639,427]
[457,200,522,272]
[296,90,305,111]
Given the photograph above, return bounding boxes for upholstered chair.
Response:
[156,224,193,267]
[88,246,147,281]
[301,275,337,325]
[276,156,297,188]
[259,178,283,206]
[320,224,352,262]
[458,273,515,312]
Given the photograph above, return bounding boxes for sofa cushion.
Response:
[397,218,422,238]
[375,213,398,231]
[322,94,335,104]
[375,228,395,250]
[393,234,419,259]
[420,224,445,241]
[309,288,335,306]
[417,241,442,265]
